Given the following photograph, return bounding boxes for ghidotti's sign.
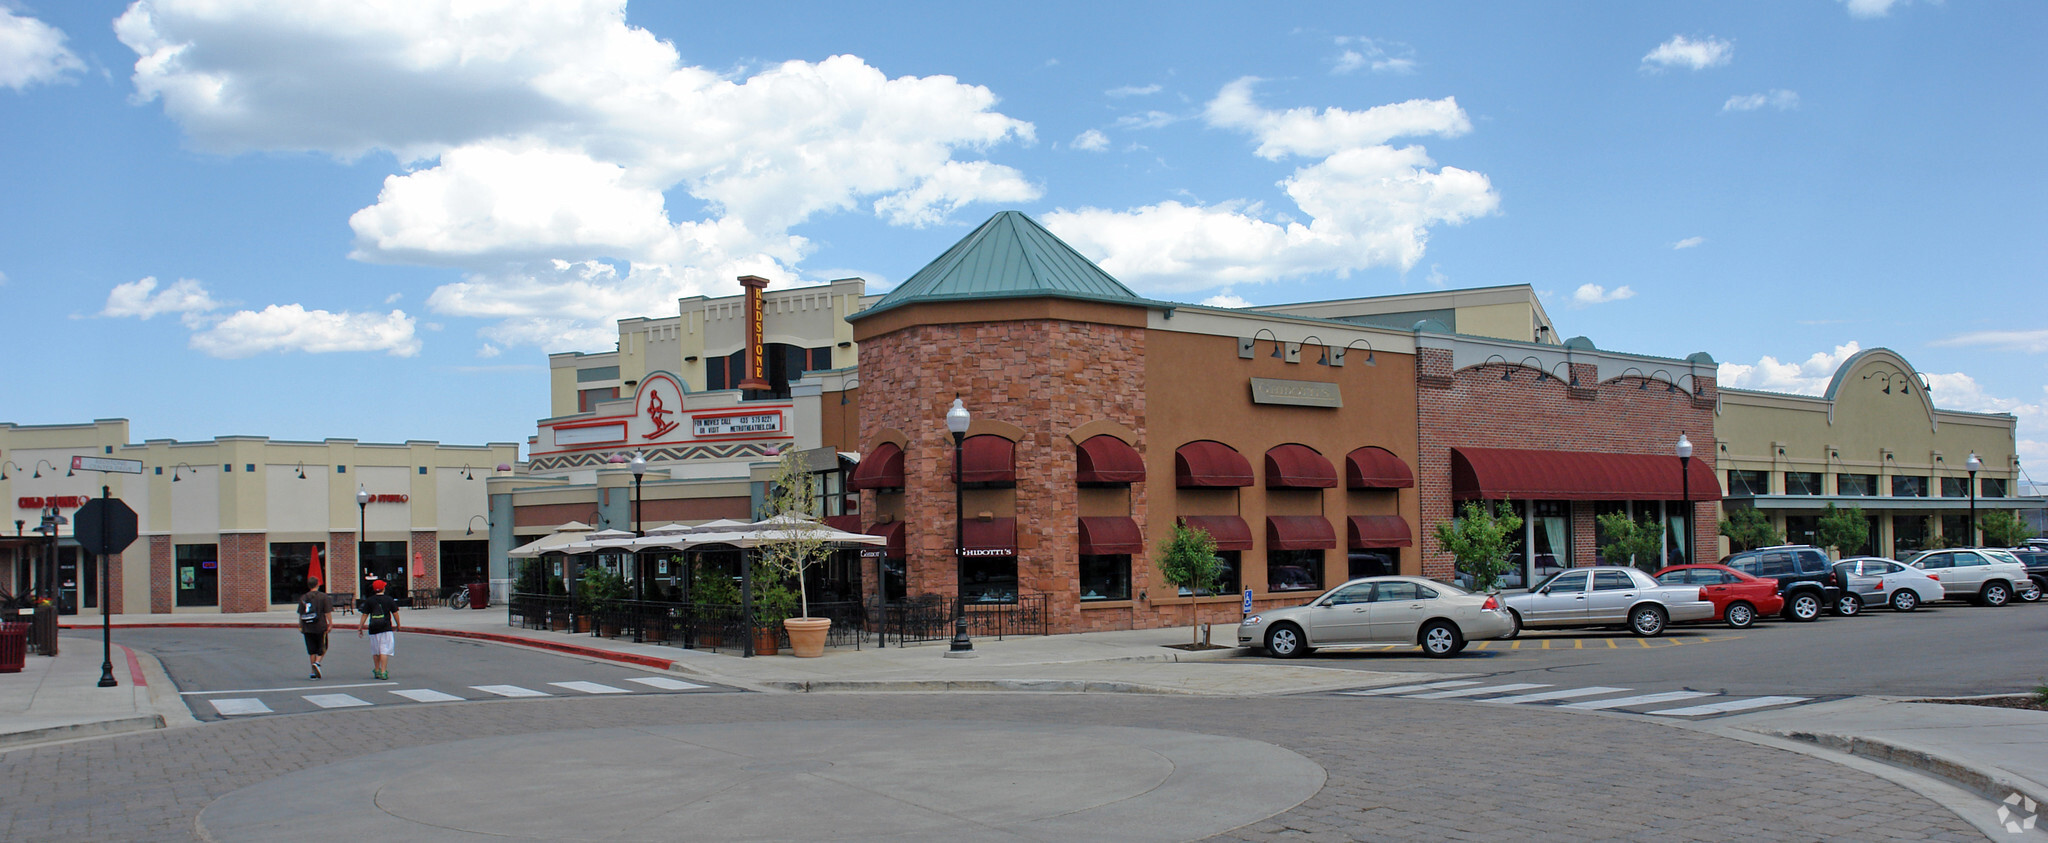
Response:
[17,496,89,509]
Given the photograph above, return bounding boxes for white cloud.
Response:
[1043,78,1496,291]
[1642,35,1733,72]
[1331,37,1416,75]
[1723,90,1800,112]
[0,270,9,286]
[477,343,501,359]
[189,305,420,358]
[1425,264,1449,288]
[1571,283,1635,306]
[0,7,84,90]
[1114,110,1179,130]
[1201,293,1252,308]
[1932,329,2048,354]
[1842,0,1907,18]
[1672,236,1705,250]
[1105,84,1160,98]
[1717,342,1862,394]
[1071,129,1109,151]
[1915,375,2045,466]
[101,276,222,320]
[115,0,1037,350]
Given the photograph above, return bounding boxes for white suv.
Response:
[1903,548,2031,607]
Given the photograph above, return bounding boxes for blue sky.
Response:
[2,1,2043,475]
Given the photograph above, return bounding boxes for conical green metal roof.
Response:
[852,211,1143,319]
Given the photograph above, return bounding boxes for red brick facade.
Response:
[149,535,172,613]
[329,531,359,600]
[217,533,269,613]
[411,530,439,595]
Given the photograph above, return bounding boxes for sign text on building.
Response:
[1249,377,1343,408]
[17,496,89,509]
[693,412,783,438]
[736,275,772,391]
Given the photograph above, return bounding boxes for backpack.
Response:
[298,598,319,624]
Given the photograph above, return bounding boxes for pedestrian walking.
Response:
[356,579,402,680]
[296,579,334,679]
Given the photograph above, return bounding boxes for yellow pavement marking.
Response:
[1573,639,1583,649]
[1636,639,1651,648]
[1540,639,1551,649]
[1510,641,1521,650]
[1474,641,1491,650]
[1605,639,1617,649]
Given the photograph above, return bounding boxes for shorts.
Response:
[303,631,328,656]
[368,631,396,656]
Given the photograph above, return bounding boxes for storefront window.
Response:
[1180,551,1242,597]
[960,555,1017,604]
[1666,505,1692,567]
[1940,514,1970,545]
[1981,478,2008,498]
[176,543,219,607]
[1785,515,1819,548]
[1862,515,1882,557]
[268,542,323,604]
[1727,470,1769,496]
[1837,474,1877,496]
[1784,472,1823,496]
[1890,476,1928,497]
[1592,501,1628,565]
[1078,555,1130,601]
[881,557,907,603]
[1941,477,1968,498]
[1530,501,1571,579]
[1893,516,1931,557]
[1346,550,1396,581]
[440,540,488,597]
[1267,549,1322,593]
[360,541,408,600]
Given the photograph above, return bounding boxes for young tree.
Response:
[1155,523,1223,645]
[1977,510,2036,548]
[1816,503,1869,556]
[1433,501,1523,593]
[1595,512,1664,571]
[1719,506,1781,552]
[754,450,832,619]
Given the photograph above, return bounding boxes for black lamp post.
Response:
[630,452,647,643]
[946,397,974,656]
[1676,433,1694,565]
[356,485,370,605]
[1965,452,1982,547]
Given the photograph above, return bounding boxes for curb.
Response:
[59,621,677,672]
[756,679,1198,695]
[0,715,165,750]
[1773,729,2047,814]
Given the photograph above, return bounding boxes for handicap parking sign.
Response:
[1242,587,1254,614]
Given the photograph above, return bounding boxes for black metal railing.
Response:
[870,591,1048,646]
[506,591,1042,655]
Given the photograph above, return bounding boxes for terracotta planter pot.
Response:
[784,617,830,658]
[549,615,569,631]
[574,616,592,634]
[753,626,780,656]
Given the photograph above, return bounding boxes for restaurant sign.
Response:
[1249,377,1342,408]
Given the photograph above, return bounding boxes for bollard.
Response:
[31,600,58,657]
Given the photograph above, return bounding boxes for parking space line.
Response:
[1540,640,1551,649]
[1403,683,1549,699]
[1339,681,1482,696]
[1605,639,1617,649]
[1573,639,1582,649]
[1558,691,1713,711]
[1482,686,1632,705]
[1648,696,1811,717]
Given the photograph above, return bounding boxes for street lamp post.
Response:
[945,398,974,657]
[1965,452,1982,547]
[630,452,647,643]
[356,486,370,607]
[1676,433,1694,565]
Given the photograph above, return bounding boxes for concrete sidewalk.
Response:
[30,605,2048,823]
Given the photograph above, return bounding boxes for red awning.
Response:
[823,515,860,534]
[1266,444,1337,489]
[865,521,905,558]
[1077,435,1145,485]
[959,435,1016,485]
[960,517,1017,556]
[1450,447,1724,502]
[1266,516,1336,550]
[1177,515,1253,551]
[849,443,904,491]
[1347,515,1414,548]
[1175,441,1254,488]
[1346,446,1415,489]
[1079,517,1144,555]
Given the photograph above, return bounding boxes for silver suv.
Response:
[1903,548,2031,607]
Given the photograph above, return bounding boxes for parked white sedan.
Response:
[1238,576,1514,659]
[1832,557,1943,613]
[1498,566,1714,637]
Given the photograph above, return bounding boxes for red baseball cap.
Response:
[371,579,387,593]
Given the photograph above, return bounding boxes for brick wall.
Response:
[328,531,359,599]
[218,533,268,613]
[1415,348,1718,578]
[149,535,172,613]
[410,530,439,595]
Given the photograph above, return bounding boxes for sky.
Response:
[1,0,2043,478]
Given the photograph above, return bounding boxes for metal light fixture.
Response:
[629,451,648,642]
[945,397,974,657]
[356,485,370,600]
[1677,433,1694,563]
[295,463,307,479]
[460,464,475,480]
[1966,452,1982,547]
[0,460,19,480]
[1239,328,1281,359]
[466,515,489,536]
[1329,339,1376,367]
[171,463,195,482]
[33,459,60,479]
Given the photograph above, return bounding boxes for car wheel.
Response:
[1420,621,1464,658]
[1724,601,1756,629]
[1980,582,2011,608]
[1628,605,1667,637]
[1834,594,1862,617]
[1889,590,1919,612]
[2019,580,2043,603]
[1265,623,1310,658]
[1501,609,1523,640]
[1784,592,1821,622]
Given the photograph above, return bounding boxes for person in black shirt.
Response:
[355,579,402,680]
[296,580,333,679]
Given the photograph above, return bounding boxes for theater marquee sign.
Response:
[1249,378,1342,408]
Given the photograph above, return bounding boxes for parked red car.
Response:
[1652,564,1784,629]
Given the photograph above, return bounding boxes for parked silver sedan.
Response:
[1238,576,1514,659]
[1499,566,1714,637]
[1832,557,1943,613]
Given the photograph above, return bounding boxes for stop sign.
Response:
[75,498,140,557]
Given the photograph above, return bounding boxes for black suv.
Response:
[1719,545,1844,622]
[2007,547,2048,602]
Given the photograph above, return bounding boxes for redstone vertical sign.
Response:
[737,275,773,391]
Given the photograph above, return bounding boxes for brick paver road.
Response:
[0,693,1985,841]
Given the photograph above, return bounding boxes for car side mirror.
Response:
[1538,586,1551,595]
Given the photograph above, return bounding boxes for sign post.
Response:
[72,456,143,688]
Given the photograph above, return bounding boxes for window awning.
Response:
[1177,515,1253,551]
[1077,435,1145,485]
[1451,447,1723,502]
[960,517,1017,556]
[1266,516,1336,550]
[1079,517,1144,555]
[849,442,904,491]
[1346,446,1415,489]
[1175,441,1254,488]
[959,435,1016,485]
[863,521,905,558]
[1266,444,1338,489]
[1347,515,1414,548]
[823,515,861,534]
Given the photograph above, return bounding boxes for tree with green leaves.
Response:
[1434,501,1523,593]
[1595,512,1664,571]
[1156,523,1223,645]
[1977,510,2036,548]
[1816,503,1868,556]
[754,450,832,619]
[1719,506,1781,553]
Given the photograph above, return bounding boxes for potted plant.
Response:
[689,564,740,647]
[750,574,798,655]
[755,450,836,657]
[545,571,571,631]
[576,566,629,635]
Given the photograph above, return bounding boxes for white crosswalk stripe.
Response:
[551,681,630,695]
[1557,691,1715,711]
[304,694,372,709]
[391,689,466,703]
[210,698,272,716]
[472,684,551,698]
[1403,683,1550,699]
[1648,696,1811,716]
[1339,680,1481,696]
[1482,686,1632,705]
[625,677,707,691]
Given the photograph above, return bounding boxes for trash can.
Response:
[0,622,27,673]
[470,582,489,610]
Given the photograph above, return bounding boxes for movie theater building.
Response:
[1,419,516,614]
